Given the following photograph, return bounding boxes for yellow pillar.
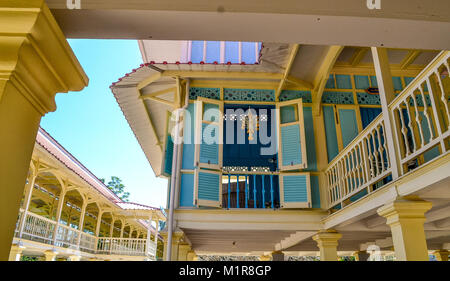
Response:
[312,230,342,261]
[161,232,183,261]
[377,197,432,261]
[259,255,272,261]
[186,250,198,261]
[68,255,81,261]
[0,0,88,261]
[433,250,449,261]
[178,243,191,261]
[271,250,285,261]
[353,251,370,261]
[43,250,58,261]
[8,244,25,261]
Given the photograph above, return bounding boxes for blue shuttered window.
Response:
[281,125,302,167]
[338,109,359,148]
[199,123,219,165]
[195,169,222,207]
[195,98,222,169]
[280,173,311,208]
[277,98,307,170]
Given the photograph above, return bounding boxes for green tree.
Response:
[100,176,130,202]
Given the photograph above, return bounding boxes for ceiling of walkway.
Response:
[45,0,450,50]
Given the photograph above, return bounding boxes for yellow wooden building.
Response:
[1,0,449,262]
[8,127,165,261]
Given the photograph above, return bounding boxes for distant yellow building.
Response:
[9,128,165,261]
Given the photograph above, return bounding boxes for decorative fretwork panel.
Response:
[357,92,381,105]
[279,90,312,103]
[250,166,271,172]
[322,91,355,104]
[222,166,249,173]
[223,88,275,102]
[189,87,220,100]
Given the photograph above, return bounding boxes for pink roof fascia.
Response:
[116,201,160,211]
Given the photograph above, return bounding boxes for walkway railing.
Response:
[15,211,154,258]
[326,51,449,210]
[389,51,449,171]
[97,237,148,256]
[19,210,56,245]
[79,232,97,253]
[55,224,79,248]
[222,171,280,209]
[326,116,391,208]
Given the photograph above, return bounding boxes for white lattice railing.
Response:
[326,115,391,208]
[97,238,148,256]
[389,51,449,169]
[326,51,449,210]
[55,224,80,248]
[147,241,157,258]
[19,211,56,244]
[15,211,151,257]
[79,232,97,253]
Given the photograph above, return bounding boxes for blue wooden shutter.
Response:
[277,98,308,171]
[194,97,223,170]
[194,168,222,207]
[161,111,174,177]
[163,134,174,176]
[279,173,311,208]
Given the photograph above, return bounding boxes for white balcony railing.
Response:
[55,223,79,249]
[79,232,97,253]
[389,51,449,169]
[19,210,56,244]
[97,237,149,257]
[326,116,391,208]
[326,51,449,210]
[15,211,154,258]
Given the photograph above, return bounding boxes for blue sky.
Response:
[40,39,168,208]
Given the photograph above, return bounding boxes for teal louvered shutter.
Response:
[276,98,308,171]
[194,97,223,170]
[161,111,175,177]
[163,135,174,175]
[279,173,311,208]
[194,168,222,207]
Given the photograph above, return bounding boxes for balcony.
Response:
[222,171,280,209]
[326,51,450,211]
[15,209,157,259]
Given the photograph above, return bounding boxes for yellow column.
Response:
[161,232,183,261]
[8,244,25,261]
[43,250,58,261]
[353,251,370,261]
[312,229,342,261]
[186,250,198,261]
[0,1,88,261]
[68,255,81,261]
[178,243,191,261]
[433,250,449,261]
[377,197,432,261]
[271,250,285,261]
[259,255,272,261]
